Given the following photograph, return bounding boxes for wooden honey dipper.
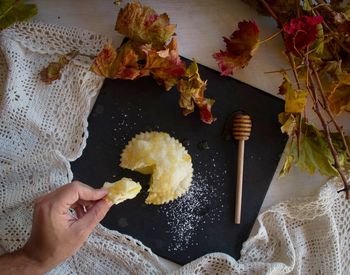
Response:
[232,113,252,224]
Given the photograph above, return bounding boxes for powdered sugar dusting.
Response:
[159,152,227,252]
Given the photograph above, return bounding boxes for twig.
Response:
[314,0,338,19]
[295,0,301,18]
[260,0,350,199]
[287,52,301,89]
[264,64,305,74]
[260,0,281,25]
[311,64,350,159]
[310,64,350,199]
[312,8,350,55]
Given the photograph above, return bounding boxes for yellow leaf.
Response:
[285,89,308,113]
[177,60,215,124]
[115,2,176,48]
[328,85,350,115]
[278,112,298,136]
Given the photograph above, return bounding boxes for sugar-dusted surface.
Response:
[159,167,226,252]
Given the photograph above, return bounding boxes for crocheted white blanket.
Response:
[0,22,349,274]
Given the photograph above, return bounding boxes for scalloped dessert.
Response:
[120,132,193,204]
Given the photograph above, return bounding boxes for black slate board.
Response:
[71,60,287,265]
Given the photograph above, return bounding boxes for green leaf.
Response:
[302,0,312,12]
[280,121,341,177]
[0,0,37,31]
[313,23,324,55]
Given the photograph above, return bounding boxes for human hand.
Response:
[21,181,112,273]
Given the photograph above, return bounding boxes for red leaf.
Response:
[213,21,259,76]
[283,15,323,54]
[197,99,216,124]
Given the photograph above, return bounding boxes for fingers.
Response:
[72,181,108,202]
[51,181,108,211]
[75,199,111,233]
[72,205,85,219]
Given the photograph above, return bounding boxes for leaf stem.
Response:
[287,53,301,89]
[0,5,14,21]
[258,30,282,45]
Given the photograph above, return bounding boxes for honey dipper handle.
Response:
[235,140,244,224]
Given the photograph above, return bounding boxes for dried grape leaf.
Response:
[40,55,69,84]
[0,0,37,30]
[283,16,323,55]
[318,61,350,115]
[177,60,215,124]
[313,23,324,55]
[197,98,216,125]
[213,21,259,76]
[280,121,339,177]
[328,86,350,114]
[285,89,308,113]
[278,112,298,136]
[143,37,185,91]
[115,2,176,48]
[91,42,148,80]
[279,75,308,113]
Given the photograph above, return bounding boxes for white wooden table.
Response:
[29,0,350,268]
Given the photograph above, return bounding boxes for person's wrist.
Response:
[15,247,53,274]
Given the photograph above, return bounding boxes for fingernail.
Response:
[99,188,108,195]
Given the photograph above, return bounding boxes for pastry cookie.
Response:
[120,132,193,204]
[103,177,142,205]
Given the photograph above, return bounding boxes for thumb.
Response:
[76,199,111,233]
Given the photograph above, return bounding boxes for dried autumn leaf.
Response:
[285,89,308,113]
[177,60,216,124]
[0,0,37,30]
[91,42,148,80]
[328,86,350,114]
[283,15,324,55]
[115,2,176,48]
[318,61,350,115]
[280,121,340,177]
[143,37,185,91]
[196,98,216,125]
[40,55,69,84]
[278,112,298,136]
[213,20,259,76]
[279,75,308,113]
[90,44,118,77]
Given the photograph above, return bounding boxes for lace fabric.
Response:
[0,22,349,274]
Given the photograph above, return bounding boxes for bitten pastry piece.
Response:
[120,132,193,205]
[103,177,142,205]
